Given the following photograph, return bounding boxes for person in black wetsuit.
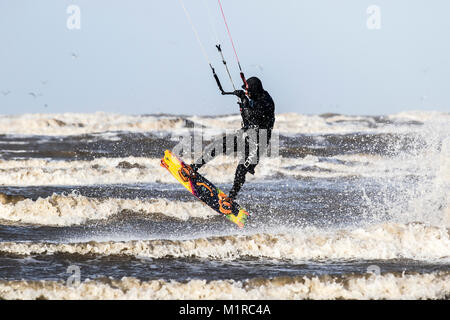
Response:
[182,76,275,212]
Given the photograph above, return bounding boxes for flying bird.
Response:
[71,52,79,59]
[1,90,11,96]
[28,92,43,98]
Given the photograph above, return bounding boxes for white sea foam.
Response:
[0,193,215,226]
[1,222,448,262]
[0,113,189,136]
[0,272,448,300]
[0,150,437,187]
[0,111,447,136]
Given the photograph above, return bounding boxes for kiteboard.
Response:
[160,149,250,228]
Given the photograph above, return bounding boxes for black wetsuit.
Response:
[193,77,275,199]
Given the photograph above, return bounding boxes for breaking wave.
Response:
[1,223,448,262]
[1,272,448,300]
[0,151,432,186]
[0,192,214,226]
[0,113,190,136]
[0,111,446,136]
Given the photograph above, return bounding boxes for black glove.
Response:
[233,90,246,99]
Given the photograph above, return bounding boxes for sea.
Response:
[0,111,449,299]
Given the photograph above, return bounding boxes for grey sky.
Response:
[0,0,449,116]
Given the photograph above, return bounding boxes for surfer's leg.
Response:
[228,131,261,199]
[229,164,256,200]
[229,164,246,199]
[229,142,259,199]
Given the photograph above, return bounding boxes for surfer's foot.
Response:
[218,193,233,215]
[179,164,197,181]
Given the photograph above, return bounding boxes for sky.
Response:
[0,0,449,116]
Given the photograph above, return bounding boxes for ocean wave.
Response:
[0,272,448,299]
[387,110,450,124]
[0,157,174,186]
[0,153,427,186]
[1,223,448,261]
[1,111,447,136]
[0,192,214,226]
[0,113,190,136]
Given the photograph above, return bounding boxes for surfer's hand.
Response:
[234,90,246,99]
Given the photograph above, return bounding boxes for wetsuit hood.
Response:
[242,77,264,96]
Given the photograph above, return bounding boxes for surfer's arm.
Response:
[234,90,250,111]
[233,90,251,129]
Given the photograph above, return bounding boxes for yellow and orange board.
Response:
[160,150,250,228]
